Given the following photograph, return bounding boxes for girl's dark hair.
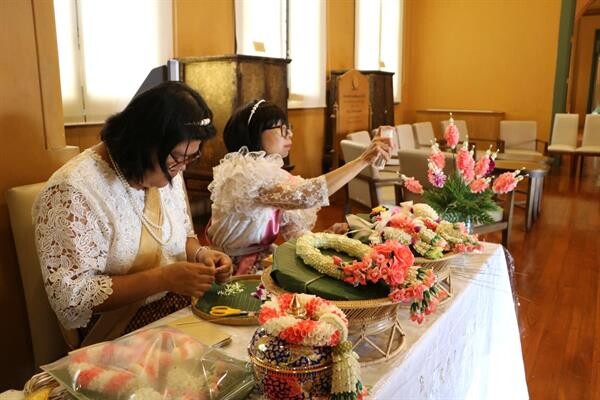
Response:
[223,99,287,152]
[101,81,216,183]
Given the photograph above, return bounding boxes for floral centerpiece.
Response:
[358,203,483,259]
[295,233,447,323]
[401,116,524,226]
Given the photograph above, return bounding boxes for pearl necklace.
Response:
[106,149,173,246]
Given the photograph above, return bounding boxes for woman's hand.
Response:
[197,249,233,284]
[359,128,392,165]
[323,222,349,235]
[161,262,215,298]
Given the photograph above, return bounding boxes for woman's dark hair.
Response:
[223,99,287,152]
[101,81,216,183]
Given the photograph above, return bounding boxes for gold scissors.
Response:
[209,305,253,317]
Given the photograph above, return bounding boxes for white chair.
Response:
[340,139,401,210]
[440,119,469,142]
[6,182,70,367]
[395,124,417,150]
[346,130,371,144]
[575,114,600,174]
[499,120,546,157]
[547,113,578,154]
[412,122,436,148]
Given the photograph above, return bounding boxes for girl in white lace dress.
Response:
[207,99,391,274]
[33,82,232,346]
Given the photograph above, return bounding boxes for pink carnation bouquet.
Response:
[401,119,524,225]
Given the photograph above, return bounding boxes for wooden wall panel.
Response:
[0,0,78,390]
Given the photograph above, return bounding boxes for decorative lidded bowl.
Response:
[248,295,333,400]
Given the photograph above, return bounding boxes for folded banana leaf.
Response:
[271,239,389,300]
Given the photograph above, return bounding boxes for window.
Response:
[234,0,326,108]
[54,0,173,123]
[355,0,403,102]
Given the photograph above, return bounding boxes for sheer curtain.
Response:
[54,0,173,123]
[355,0,403,102]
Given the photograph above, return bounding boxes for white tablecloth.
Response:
[154,243,528,400]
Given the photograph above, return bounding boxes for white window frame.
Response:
[355,0,403,102]
[234,0,326,109]
[54,0,173,124]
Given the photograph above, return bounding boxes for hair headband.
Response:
[247,99,266,125]
[185,118,211,127]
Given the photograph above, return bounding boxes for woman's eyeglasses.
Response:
[168,150,201,170]
[271,124,293,139]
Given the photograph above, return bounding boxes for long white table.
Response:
[2,244,527,399]
[154,243,528,400]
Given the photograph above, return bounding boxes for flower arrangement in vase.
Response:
[401,116,524,226]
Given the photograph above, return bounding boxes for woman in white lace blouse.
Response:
[33,82,232,346]
[207,99,391,274]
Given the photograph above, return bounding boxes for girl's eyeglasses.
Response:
[271,124,293,139]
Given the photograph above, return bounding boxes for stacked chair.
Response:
[575,114,600,176]
[499,120,547,158]
[412,122,436,148]
[547,113,579,173]
[395,124,418,150]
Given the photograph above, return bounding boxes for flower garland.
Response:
[295,233,372,280]
[296,232,446,324]
[258,293,365,400]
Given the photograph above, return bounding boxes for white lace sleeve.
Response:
[33,183,113,329]
[280,207,320,240]
[258,175,330,210]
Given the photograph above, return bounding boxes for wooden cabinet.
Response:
[177,55,289,218]
[324,70,394,171]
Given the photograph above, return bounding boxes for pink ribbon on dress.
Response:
[235,209,281,275]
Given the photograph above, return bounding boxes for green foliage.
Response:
[423,171,499,225]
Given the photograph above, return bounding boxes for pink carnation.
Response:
[474,156,491,178]
[456,148,475,183]
[444,124,460,149]
[428,151,445,170]
[492,170,522,194]
[401,175,424,194]
[469,178,490,193]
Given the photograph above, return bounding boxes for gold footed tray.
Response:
[192,274,262,326]
[262,268,405,366]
